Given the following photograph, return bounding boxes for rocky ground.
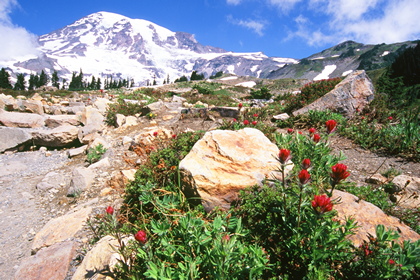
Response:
[1,113,419,279]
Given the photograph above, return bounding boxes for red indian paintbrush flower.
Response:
[243,120,250,125]
[330,163,350,184]
[325,119,337,134]
[252,121,257,125]
[278,149,292,164]
[253,113,259,117]
[287,128,294,134]
[238,103,243,109]
[135,230,147,244]
[153,131,158,137]
[301,158,311,170]
[105,206,114,215]
[311,194,333,214]
[308,128,316,134]
[313,134,321,143]
[298,169,311,185]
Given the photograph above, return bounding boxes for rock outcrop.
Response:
[179,128,292,211]
[293,70,374,118]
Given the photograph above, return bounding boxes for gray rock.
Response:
[293,70,374,118]
[67,145,88,158]
[0,127,32,152]
[45,115,81,128]
[0,109,45,128]
[32,125,80,148]
[67,167,95,196]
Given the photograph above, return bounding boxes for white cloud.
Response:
[289,0,420,47]
[228,15,268,36]
[0,0,39,61]
[267,0,303,12]
[226,0,242,5]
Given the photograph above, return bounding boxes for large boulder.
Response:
[0,127,32,152]
[32,124,80,148]
[0,109,45,128]
[179,128,292,212]
[21,99,44,115]
[45,115,81,128]
[332,190,420,247]
[293,70,374,118]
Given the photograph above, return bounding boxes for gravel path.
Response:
[0,151,71,279]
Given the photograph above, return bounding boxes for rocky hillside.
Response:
[265,40,419,80]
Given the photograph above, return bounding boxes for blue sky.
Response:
[1,0,419,61]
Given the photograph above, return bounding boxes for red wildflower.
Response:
[308,128,316,134]
[278,149,292,164]
[388,116,393,121]
[298,169,311,185]
[253,113,259,117]
[134,230,147,244]
[243,120,250,125]
[252,121,257,125]
[287,128,294,134]
[238,103,243,109]
[153,131,158,137]
[389,259,396,265]
[172,134,177,139]
[105,206,114,215]
[361,116,365,120]
[233,118,237,122]
[301,158,311,170]
[313,134,321,143]
[311,194,333,214]
[325,119,337,134]
[222,234,230,242]
[331,163,350,184]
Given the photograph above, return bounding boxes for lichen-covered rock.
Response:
[179,128,292,212]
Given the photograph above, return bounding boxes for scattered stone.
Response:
[68,145,88,158]
[180,128,292,212]
[67,167,95,197]
[332,190,420,247]
[31,206,92,253]
[0,127,32,152]
[365,173,388,185]
[15,241,76,280]
[32,125,80,148]
[272,113,290,121]
[45,115,81,128]
[391,175,420,209]
[21,100,44,115]
[115,114,126,127]
[293,70,375,118]
[123,116,138,126]
[0,109,45,128]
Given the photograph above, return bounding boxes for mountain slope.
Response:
[264,40,419,80]
[5,11,296,86]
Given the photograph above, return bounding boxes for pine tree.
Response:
[0,68,12,89]
[13,73,26,90]
[28,74,36,90]
[38,70,49,87]
[51,71,60,89]
[90,76,96,90]
[96,78,101,90]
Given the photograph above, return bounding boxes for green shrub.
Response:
[86,144,107,164]
[105,100,144,126]
[250,86,272,99]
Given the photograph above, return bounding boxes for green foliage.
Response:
[209,71,224,79]
[174,75,188,83]
[190,70,205,81]
[283,78,342,113]
[0,68,12,89]
[13,73,26,91]
[250,86,272,99]
[86,144,107,164]
[105,100,144,127]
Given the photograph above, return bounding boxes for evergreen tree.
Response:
[51,71,60,89]
[13,73,26,90]
[33,75,39,89]
[38,70,49,87]
[190,71,204,81]
[68,70,84,90]
[62,78,67,90]
[90,76,96,90]
[130,78,134,87]
[0,68,12,89]
[174,75,188,83]
[28,74,36,90]
[166,74,170,84]
[153,79,157,86]
[96,78,101,90]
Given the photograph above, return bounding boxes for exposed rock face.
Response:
[293,70,374,118]
[14,241,77,280]
[392,175,420,209]
[32,124,80,147]
[0,127,32,152]
[332,190,420,247]
[0,109,45,128]
[179,128,292,211]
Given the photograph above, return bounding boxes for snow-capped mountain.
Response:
[3,11,297,86]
